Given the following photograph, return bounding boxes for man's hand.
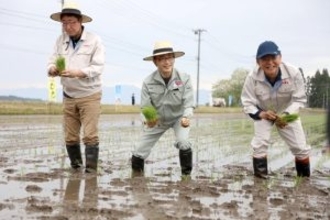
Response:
[274,116,288,129]
[61,69,85,78]
[145,119,158,128]
[259,110,277,121]
[181,117,190,127]
[48,66,60,77]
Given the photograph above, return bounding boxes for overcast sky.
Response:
[0,0,329,92]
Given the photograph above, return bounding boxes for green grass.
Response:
[0,101,244,115]
[0,101,141,115]
[0,101,326,116]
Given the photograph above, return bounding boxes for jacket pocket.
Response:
[77,45,94,55]
[170,87,184,104]
[149,85,165,104]
[255,86,269,101]
[276,85,294,105]
[277,84,294,94]
[75,45,94,65]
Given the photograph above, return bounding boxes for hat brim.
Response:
[50,12,92,23]
[143,51,185,61]
[257,51,280,59]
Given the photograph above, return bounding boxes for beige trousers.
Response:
[133,119,192,159]
[63,92,101,146]
[251,119,310,160]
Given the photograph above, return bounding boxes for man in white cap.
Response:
[47,1,105,173]
[131,41,195,178]
[241,40,311,178]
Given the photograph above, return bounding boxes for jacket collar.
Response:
[253,62,291,81]
[63,26,86,44]
[154,69,179,84]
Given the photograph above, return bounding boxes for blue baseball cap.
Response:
[256,41,281,59]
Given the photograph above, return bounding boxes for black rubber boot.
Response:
[66,144,83,169]
[253,157,268,179]
[85,145,99,173]
[131,155,144,177]
[179,149,193,176]
[295,157,310,177]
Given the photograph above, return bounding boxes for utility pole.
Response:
[193,29,206,108]
[60,0,65,33]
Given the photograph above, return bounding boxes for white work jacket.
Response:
[241,62,307,115]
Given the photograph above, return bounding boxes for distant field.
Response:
[0,101,245,115]
[0,100,326,115]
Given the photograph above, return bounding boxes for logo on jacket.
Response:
[175,80,183,86]
[282,79,289,84]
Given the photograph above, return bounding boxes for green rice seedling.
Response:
[230,178,244,190]
[48,146,55,154]
[142,106,158,123]
[261,176,277,190]
[293,176,304,188]
[20,166,25,177]
[275,113,299,127]
[209,173,217,183]
[181,175,191,181]
[55,56,66,74]
[261,179,270,189]
[280,113,299,123]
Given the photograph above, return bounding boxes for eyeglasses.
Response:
[61,21,79,27]
[155,55,174,62]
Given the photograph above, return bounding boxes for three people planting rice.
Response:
[46,2,311,179]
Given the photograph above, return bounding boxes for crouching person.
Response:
[131,41,195,179]
[241,40,311,178]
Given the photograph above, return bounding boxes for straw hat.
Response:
[50,1,92,23]
[143,41,185,61]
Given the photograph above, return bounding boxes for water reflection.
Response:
[82,176,98,208]
[252,178,270,219]
[130,177,168,219]
[63,174,98,209]
[63,176,81,205]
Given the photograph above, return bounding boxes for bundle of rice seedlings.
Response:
[275,113,299,128]
[280,113,299,123]
[142,106,158,123]
[55,56,66,74]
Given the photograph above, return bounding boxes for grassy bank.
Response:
[0,100,326,115]
[0,101,243,115]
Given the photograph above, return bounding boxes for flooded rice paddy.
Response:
[0,112,329,220]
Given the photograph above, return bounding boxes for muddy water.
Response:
[0,113,329,219]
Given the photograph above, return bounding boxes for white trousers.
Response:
[251,119,310,159]
[133,119,192,159]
